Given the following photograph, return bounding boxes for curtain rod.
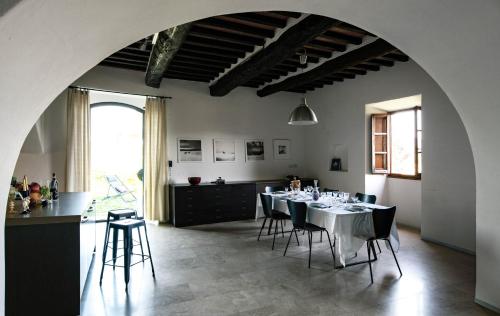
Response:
[68,85,172,99]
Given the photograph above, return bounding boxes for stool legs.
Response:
[99,224,112,285]
[136,227,145,262]
[112,228,119,269]
[123,227,132,291]
[142,224,155,277]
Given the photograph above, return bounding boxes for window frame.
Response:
[371,106,421,180]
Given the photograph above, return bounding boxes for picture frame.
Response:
[245,139,265,161]
[330,158,342,171]
[177,138,203,162]
[273,139,291,160]
[213,139,236,162]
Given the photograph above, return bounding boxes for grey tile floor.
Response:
[81,220,496,315]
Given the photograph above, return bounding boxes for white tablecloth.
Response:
[260,193,399,266]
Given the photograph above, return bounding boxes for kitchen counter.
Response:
[5,192,92,226]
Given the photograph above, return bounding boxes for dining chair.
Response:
[365,206,402,283]
[355,192,382,253]
[265,185,285,193]
[258,193,294,250]
[323,188,339,192]
[355,192,376,204]
[283,200,335,268]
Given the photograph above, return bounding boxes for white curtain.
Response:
[66,88,91,192]
[144,97,168,222]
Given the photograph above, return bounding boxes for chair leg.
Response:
[283,228,294,256]
[376,240,382,253]
[367,241,373,283]
[267,219,274,235]
[271,219,279,250]
[308,231,312,268]
[280,219,285,238]
[136,227,145,262]
[123,228,131,292]
[102,215,111,258]
[143,224,155,277]
[112,227,119,270]
[325,230,335,267]
[320,230,323,243]
[99,224,112,286]
[387,240,402,277]
[294,229,300,246]
[257,217,267,241]
[370,241,378,261]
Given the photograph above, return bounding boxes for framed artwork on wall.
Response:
[177,138,202,162]
[245,139,264,161]
[213,139,236,162]
[273,139,291,160]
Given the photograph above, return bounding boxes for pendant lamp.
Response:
[288,97,318,125]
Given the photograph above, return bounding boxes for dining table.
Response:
[258,191,400,267]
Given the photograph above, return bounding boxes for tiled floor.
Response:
[81,220,496,315]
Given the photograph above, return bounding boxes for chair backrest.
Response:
[355,192,376,204]
[106,175,128,193]
[259,193,274,218]
[265,186,284,193]
[286,200,307,228]
[323,188,339,192]
[372,206,396,239]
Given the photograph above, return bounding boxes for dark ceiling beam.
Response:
[317,32,363,45]
[209,15,341,96]
[257,39,398,97]
[226,13,287,28]
[194,18,275,39]
[189,26,265,46]
[145,23,191,88]
[184,36,253,53]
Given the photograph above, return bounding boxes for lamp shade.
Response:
[288,97,318,125]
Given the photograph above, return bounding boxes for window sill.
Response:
[387,174,421,180]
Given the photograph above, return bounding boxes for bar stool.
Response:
[102,209,144,264]
[99,218,155,291]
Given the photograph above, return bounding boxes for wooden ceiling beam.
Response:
[316,32,363,45]
[145,23,191,88]
[189,26,265,46]
[356,63,380,71]
[257,39,398,97]
[210,15,340,96]
[175,50,238,64]
[368,58,395,67]
[194,18,275,39]
[180,44,246,59]
[226,13,287,28]
[383,53,410,62]
[173,55,231,68]
[170,60,226,72]
[184,36,253,53]
[100,61,146,72]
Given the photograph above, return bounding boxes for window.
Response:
[371,107,421,179]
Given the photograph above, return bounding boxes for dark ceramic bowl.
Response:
[188,177,201,185]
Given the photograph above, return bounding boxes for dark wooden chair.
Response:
[265,185,285,193]
[258,193,294,250]
[366,206,402,283]
[323,188,339,192]
[283,200,335,268]
[355,192,376,204]
[355,192,382,252]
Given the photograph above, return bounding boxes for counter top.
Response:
[170,178,316,188]
[170,179,284,187]
[6,192,93,226]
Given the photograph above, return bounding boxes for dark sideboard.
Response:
[170,178,317,227]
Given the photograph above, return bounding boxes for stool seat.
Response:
[108,209,136,219]
[110,218,145,229]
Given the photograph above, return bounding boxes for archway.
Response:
[1,1,500,313]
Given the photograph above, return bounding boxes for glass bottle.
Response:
[49,173,59,200]
[312,179,320,201]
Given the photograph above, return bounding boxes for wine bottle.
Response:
[49,173,59,200]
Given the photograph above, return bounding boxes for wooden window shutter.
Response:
[372,114,390,174]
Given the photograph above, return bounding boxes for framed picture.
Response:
[213,139,236,162]
[273,139,291,160]
[330,158,342,171]
[177,138,202,162]
[245,139,264,161]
